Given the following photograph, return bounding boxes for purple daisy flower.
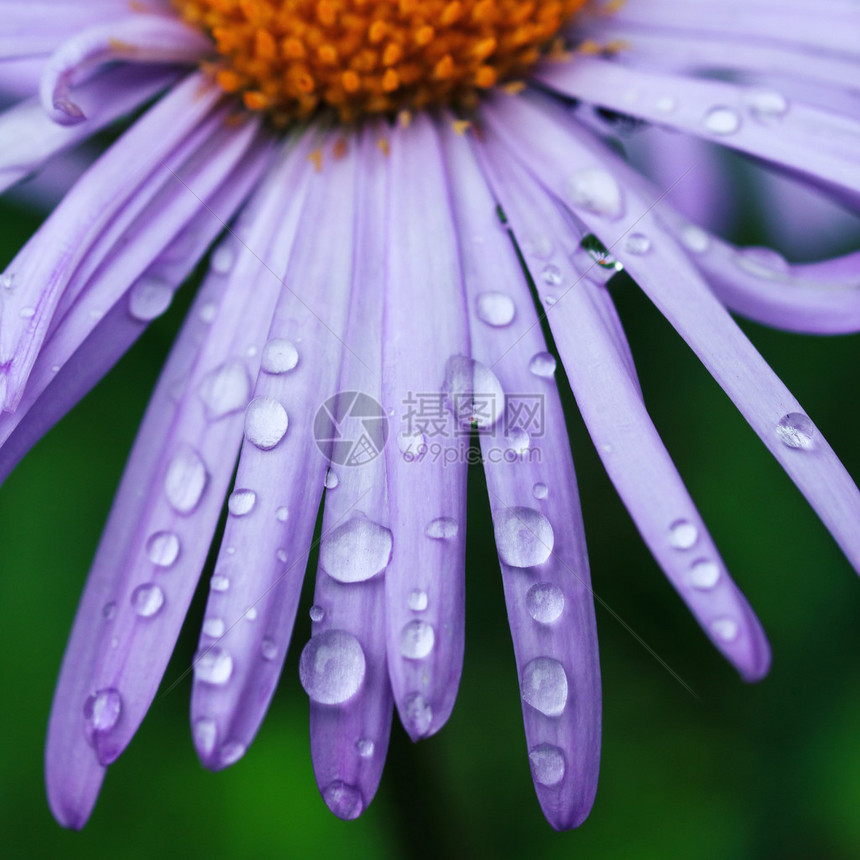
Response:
[1,0,859,834]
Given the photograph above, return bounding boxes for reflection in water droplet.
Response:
[521,657,568,717]
[494,507,554,568]
[443,355,505,431]
[84,689,122,744]
[529,352,557,378]
[776,413,815,449]
[324,468,339,489]
[529,744,566,787]
[299,630,366,705]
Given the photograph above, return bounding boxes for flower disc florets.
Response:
[175,0,587,122]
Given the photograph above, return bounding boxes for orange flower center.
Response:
[174,0,587,122]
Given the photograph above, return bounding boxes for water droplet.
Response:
[564,167,624,219]
[355,738,375,758]
[194,647,233,684]
[309,604,325,623]
[210,574,230,592]
[199,302,217,324]
[654,95,677,114]
[199,361,251,419]
[202,617,225,638]
[688,560,720,590]
[541,264,563,286]
[276,549,288,563]
[443,355,505,430]
[746,89,789,124]
[407,589,428,611]
[261,338,299,374]
[529,744,566,787]
[505,427,530,456]
[276,506,289,522]
[711,617,739,642]
[526,582,565,624]
[495,507,554,568]
[19,307,35,319]
[529,352,557,378]
[194,718,217,756]
[532,482,548,500]
[776,413,815,449]
[521,657,568,717]
[128,277,173,322]
[668,519,698,550]
[146,531,180,568]
[299,630,366,705]
[320,517,393,583]
[520,234,554,259]
[129,582,164,617]
[736,246,790,279]
[244,396,288,450]
[261,637,278,661]
[400,620,435,659]
[220,741,246,766]
[244,607,257,621]
[704,106,741,135]
[323,781,364,820]
[544,295,557,307]
[210,243,235,275]
[680,224,710,254]
[84,689,122,743]
[227,489,256,516]
[0,272,14,291]
[624,233,651,255]
[425,517,458,540]
[102,601,116,620]
[164,445,208,514]
[476,291,516,327]
[404,692,432,737]
[324,468,339,489]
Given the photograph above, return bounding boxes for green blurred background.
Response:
[1,172,860,860]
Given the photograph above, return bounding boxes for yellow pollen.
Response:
[173,0,588,122]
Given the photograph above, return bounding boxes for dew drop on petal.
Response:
[746,89,789,124]
[668,519,698,550]
[146,531,180,568]
[522,657,568,717]
[199,360,251,419]
[425,517,458,540]
[244,607,257,622]
[84,689,122,743]
[202,617,225,638]
[400,620,435,659]
[404,692,433,737]
[505,427,530,456]
[199,302,218,324]
[210,243,235,275]
[323,781,364,820]
[529,744,566,787]
[476,291,516,327]
[680,224,710,254]
[193,718,217,757]
[564,167,624,219]
[654,95,677,114]
[210,574,230,592]
[194,647,233,685]
[407,589,428,611]
[736,246,790,279]
[541,264,563,286]
[320,517,392,583]
[227,488,256,516]
[276,506,289,522]
[529,352,557,378]
[309,604,325,623]
[128,277,173,322]
[299,630,366,705]
[131,583,164,618]
[261,338,299,374]
[532,482,548,500]
[164,445,208,514]
[520,233,554,259]
[495,507,554,568]
[398,430,426,456]
[355,738,375,758]
[624,233,651,255]
[443,355,505,430]
[261,637,278,661]
[526,582,565,624]
[704,106,741,135]
[711,617,739,642]
[102,601,116,621]
[324,468,339,489]
[220,741,246,766]
[776,413,815,449]
[688,560,720,590]
[244,396,288,450]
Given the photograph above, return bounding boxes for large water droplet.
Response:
[84,689,122,744]
[400,620,435,659]
[495,507,554,568]
[199,361,251,419]
[244,396,288,450]
[202,617,225,638]
[407,589,428,611]
[146,531,180,568]
[529,352,557,378]
[425,517,458,540]
[323,781,364,820]
[403,692,432,737]
[704,106,741,135]
[228,488,256,516]
[129,277,172,322]
[529,744,566,787]
[261,338,299,374]
[521,657,568,717]
[564,167,624,219]
[476,291,516,327]
[776,413,815,449]
[320,517,393,583]
[443,355,505,430]
[194,647,233,685]
[210,574,230,592]
[164,445,208,514]
[299,630,366,705]
[711,617,739,642]
[688,559,720,590]
[131,583,165,618]
[668,519,698,550]
[526,582,565,624]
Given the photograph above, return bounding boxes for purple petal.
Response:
[442,122,601,831]
[382,115,469,740]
